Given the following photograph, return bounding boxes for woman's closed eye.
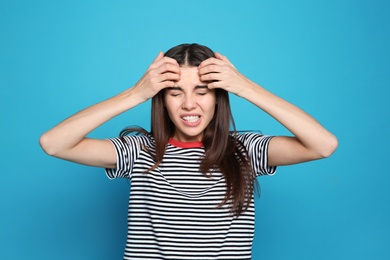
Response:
[196,91,208,96]
[166,87,183,97]
[194,85,210,96]
[168,91,183,97]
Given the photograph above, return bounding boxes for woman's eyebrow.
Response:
[167,85,208,91]
[195,85,208,90]
[166,86,183,91]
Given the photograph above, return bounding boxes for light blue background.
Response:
[1,0,389,259]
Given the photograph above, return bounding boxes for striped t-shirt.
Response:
[105,133,276,260]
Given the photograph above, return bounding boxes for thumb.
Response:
[215,52,227,61]
[215,52,234,66]
[153,51,164,62]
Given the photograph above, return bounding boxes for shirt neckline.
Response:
[168,138,204,148]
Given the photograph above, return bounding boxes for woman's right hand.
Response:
[131,52,181,102]
[39,52,181,168]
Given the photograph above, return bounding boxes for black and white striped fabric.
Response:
[105,133,276,260]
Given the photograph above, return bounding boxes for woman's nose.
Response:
[182,95,197,110]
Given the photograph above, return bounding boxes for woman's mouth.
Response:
[182,115,200,123]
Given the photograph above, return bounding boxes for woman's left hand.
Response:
[200,52,338,166]
[198,52,251,97]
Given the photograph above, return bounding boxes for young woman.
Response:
[40,43,337,260]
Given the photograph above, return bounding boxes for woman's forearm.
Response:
[39,88,143,157]
[240,80,338,158]
[40,53,181,166]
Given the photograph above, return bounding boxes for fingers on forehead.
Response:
[199,64,220,75]
[151,56,179,70]
[162,56,179,64]
[199,57,223,67]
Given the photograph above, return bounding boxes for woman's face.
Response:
[164,66,216,142]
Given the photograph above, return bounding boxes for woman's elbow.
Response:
[39,133,58,156]
[319,134,338,158]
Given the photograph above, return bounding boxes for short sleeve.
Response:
[236,133,277,176]
[105,135,143,180]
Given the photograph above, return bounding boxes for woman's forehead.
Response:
[175,67,207,88]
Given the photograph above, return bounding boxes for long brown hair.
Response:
[122,43,256,215]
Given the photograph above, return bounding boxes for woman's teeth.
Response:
[182,116,199,123]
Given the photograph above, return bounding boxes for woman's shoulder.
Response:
[233,131,274,146]
[233,131,264,140]
[118,133,155,148]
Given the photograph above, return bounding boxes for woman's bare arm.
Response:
[39,53,181,168]
[198,53,338,166]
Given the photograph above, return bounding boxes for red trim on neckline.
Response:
[168,138,204,148]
